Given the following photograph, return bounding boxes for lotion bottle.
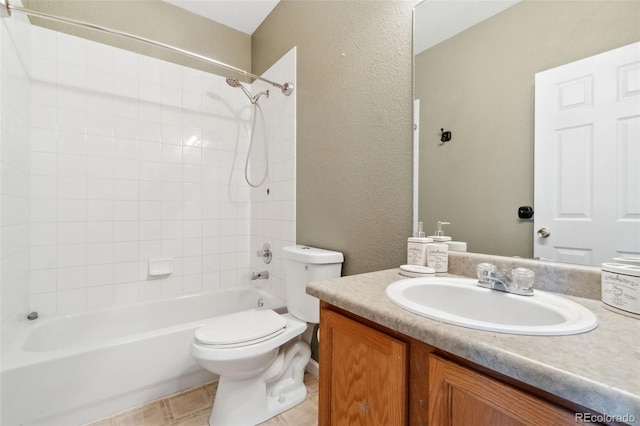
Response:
[427,242,448,275]
[407,222,433,266]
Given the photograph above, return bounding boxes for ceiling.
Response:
[414,0,521,54]
[163,0,520,52]
[163,0,280,35]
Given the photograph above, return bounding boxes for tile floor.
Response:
[87,373,319,426]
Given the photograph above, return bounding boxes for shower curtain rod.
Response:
[0,0,294,96]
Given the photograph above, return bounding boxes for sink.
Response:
[386,277,598,335]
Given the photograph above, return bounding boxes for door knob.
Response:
[537,228,551,238]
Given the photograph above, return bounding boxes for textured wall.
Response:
[415,0,640,259]
[22,0,251,78]
[253,1,415,275]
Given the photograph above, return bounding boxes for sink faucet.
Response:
[476,263,534,296]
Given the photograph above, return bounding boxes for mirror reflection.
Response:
[414,0,640,266]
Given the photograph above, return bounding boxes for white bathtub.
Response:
[1,285,285,426]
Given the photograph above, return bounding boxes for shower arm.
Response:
[0,0,294,97]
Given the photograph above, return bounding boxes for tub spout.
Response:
[251,271,269,280]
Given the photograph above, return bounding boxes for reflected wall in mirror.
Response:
[414,0,640,265]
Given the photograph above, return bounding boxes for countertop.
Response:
[307,268,640,424]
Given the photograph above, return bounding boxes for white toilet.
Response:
[190,245,343,425]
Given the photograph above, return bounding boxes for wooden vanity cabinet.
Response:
[319,306,408,425]
[319,302,588,426]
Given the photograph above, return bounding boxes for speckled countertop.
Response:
[307,268,640,424]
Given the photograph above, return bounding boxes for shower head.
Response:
[225,77,241,88]
[225,76,269,104]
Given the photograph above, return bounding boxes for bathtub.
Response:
[1,285,285,426]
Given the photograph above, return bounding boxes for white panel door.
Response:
[534,42,640,265]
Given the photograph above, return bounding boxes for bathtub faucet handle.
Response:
[257,243,272,264]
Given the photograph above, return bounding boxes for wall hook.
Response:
[440,128,452,143]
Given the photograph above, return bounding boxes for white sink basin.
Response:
[386,277,598,335]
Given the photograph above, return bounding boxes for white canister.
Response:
[601,263,640,319]
[407,237,432,266]
[426,243,448,275]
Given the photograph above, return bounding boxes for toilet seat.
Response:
[195,309,287,348]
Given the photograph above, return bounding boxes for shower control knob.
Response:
[537,228,551,238]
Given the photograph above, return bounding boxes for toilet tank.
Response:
[283,245,344,323]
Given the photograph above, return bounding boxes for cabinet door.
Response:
[428,354,579,425]
[319,308,407,425]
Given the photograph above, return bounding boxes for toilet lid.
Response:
[195,309,287,346]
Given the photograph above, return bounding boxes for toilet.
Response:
[190,245,343,425]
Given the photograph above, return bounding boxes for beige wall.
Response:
[415,1,640,258]
[22,0,251,77]
[253,0,415,275]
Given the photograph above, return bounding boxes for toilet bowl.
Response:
[190,245,343,425]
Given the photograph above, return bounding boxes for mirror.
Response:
[414,0,640,265]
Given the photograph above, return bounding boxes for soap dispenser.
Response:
[407,222,433,266]
[428,221,452,242]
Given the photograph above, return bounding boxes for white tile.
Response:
[139,280,162,301]
[87,69,114,95]
[139,200,162,221]
[57,244,87,267]
[56,266,86,290]
[139,239,162,258]
[114,138,138,160]
[182,274,202,293]
[162,124,182,145]
[113,158,138,180]
[87,264,114,287]
[114,242,139,262]
[87,200,114,221]
[87,285,114,309]
[86,135,114,158]
[30,292,57,315]
[87,242,114,265]
[162,182,182,201]
[57,62,86,91]
[31,26,57,60]
[139,161,162,181]
[162,276,182,297]
[87,157,114,179]
[115,221,138,242]
[139,121,161,142]
[114,282,139,305]
[162,144,183,164]
[182,238,203,257]
[162,239,182,258]
[114,49,139,79]
[31,199,58,223]
[114,179,139,200]
[57,130,86,155]
[182,255,202,275]
[86,42,114,72]
[57,177,87,199]
[162,220,182,240]
[57,153,86,177]
[31,151,57,176]
[86,112,114,137]
[139,181,162,200]
[114,261,139,283]
[114,200,138,221]
[31,104,57,130]
[161,107,181,126]
[31,175,57,199]
[139,141,161,162]
[57,32,86,67]
[57,288,87,313]
[31,128,57,153]
[87,222,114,243]
[57,222,86,245]
[31,56,57,84]
[139,56,162,85]
[114,116,138,140]
[162,164,182,182]
[162,201,182,220]
[87,178,115,200]
[30,269,57,293]
[31,245,57,270]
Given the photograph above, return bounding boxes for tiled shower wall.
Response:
[0,22,296,319]
[1,11,32,351]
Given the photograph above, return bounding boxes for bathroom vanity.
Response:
[308,267,640,425]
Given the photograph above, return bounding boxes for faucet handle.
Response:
[511,267,535,291]
[476,263,497,282]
